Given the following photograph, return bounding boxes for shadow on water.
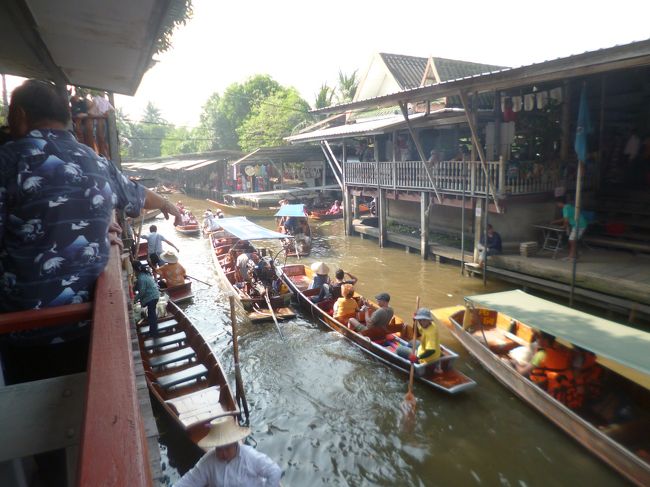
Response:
[153,196,626,487]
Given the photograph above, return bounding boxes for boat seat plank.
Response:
[148,347,196,368]
[157,364,208,390]
[139,319,179,336]
[165,386,231,427]
[143,331,186,351]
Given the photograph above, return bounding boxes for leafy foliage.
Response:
[315,83,334,109]
[155,0,193,55]
[237,87,312,152]
[336,70,358,103]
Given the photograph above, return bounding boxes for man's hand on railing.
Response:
[108,221,124,251]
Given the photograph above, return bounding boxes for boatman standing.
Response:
[175,417,282,487]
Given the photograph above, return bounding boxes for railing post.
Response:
[498,156,505,195]
[470,161,476,196]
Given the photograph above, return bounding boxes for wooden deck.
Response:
[353,223,650,321]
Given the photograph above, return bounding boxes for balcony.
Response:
[345,160,568,197]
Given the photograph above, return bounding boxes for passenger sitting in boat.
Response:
[330,269,358,300]
[236,251,259,282]
[143,225,180,267]
[348,292,394,340]
[283,216,298,235]
[155,251,186,288]
[333,284,360,324]
[133,262,161,337]
[175,417,282,487]
[308,262,331,303]
[396,308,441,364]
[326,200,341,215]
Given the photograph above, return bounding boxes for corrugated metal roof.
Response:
[433,57,506,82]
[232,146,325,166]
[314,38,650,115]
[380,53,428,89]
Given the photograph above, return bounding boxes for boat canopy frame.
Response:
[465,290,650,379]
[217,217,292,241]
[274,204,308,218]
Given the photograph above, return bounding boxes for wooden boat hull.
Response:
[208,232,293,322]
[280,264,475,394]
[175,224,200,236]
[142,209,161,222]
[163,279,194,304]
[208,199,278,217]
[138,301,239,449]
[445,308,650,486]
[308,210,342,221]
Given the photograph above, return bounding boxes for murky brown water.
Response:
[153,196,625,487]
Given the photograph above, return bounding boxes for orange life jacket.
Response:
[529,346,579,408]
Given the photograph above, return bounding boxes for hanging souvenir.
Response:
[524,94,535,111]
[549,87,563,103]
[511,96,523,112]
[536,91,549,109]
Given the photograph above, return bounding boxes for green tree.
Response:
[161,126,205,155]
[314,83,334,109]
[198,75,281,150]
[336,70,358,104]
[129,102,170,158]
[237,87,311,152]
[142,101,165,124]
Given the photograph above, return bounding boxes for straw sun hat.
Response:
[310,261,330,276]
[198,417,251,449]
[161,250,178,264]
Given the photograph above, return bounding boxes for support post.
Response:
[352,195,359,219]
[107,93,121,168]
[473,200,483,263]
[560,80,571,161]
[569,160,585,306]
[344,186,353,236]
[498,156,506,195]
[420,192,429,259]
[378,188,387,247]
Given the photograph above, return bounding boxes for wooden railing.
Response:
[345,160,588,196]
[0,245,151,486]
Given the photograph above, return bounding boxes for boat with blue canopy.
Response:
[274,204,311,257]
[440,290,650,486]
[208,217,295,323]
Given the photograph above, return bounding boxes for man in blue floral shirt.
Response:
[0,80,180,383]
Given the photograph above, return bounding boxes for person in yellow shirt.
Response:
[396,308,440,364]
[333,284,359,325]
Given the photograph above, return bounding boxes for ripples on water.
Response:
[154,198,624,487]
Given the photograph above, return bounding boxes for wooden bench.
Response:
[139,319,178,336]
[143,331,186,351]
[165,385,234,428]
[147,347,196,368]
[157,364,208,390]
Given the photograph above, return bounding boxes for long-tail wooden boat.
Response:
[138,301,240,447]
[275,203,312,257]
[443,290,650,486]
[175,211,201,236]
[207,198,278,217]
[208,217,295,323]
[142,208,162,222]
[280,263,476,394]
[308,209,342,221]
[162,278,194,304]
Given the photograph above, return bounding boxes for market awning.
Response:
[274,204,308,218]
[217,217,290,241]
[465,290,650,380]
[0,0,187,94]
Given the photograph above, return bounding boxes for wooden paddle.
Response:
[186,274,212,287]
[230,296,250,425]
[263,290,285,341]
[402,296,420,414]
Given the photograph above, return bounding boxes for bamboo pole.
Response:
[230,295,250,425]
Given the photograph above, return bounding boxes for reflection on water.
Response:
[153,196,624,486]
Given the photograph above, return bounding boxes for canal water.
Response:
[153,196,625,487]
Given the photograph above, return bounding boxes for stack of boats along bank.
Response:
[137,214,649,485]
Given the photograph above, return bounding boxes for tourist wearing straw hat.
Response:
[155,251,187,288]
[175,417,282,487]
[308,262,331,303]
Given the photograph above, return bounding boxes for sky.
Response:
[6,0,650,128]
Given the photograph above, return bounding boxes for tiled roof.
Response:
[379,53,428,89]
[433,57,506,82]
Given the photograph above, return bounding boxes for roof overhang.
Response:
[0,0,185,94]
[232,146,325,166]
[312,39,650,115]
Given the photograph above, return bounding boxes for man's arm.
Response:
[144,189,183,226]
[345,272,358,285]
[162,237,180,252]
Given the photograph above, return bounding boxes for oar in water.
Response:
[401,296,420,415]
[186,274,212,287]
[263,291,285,341]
